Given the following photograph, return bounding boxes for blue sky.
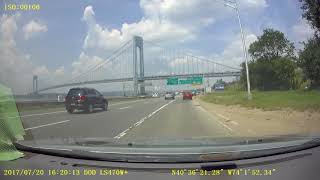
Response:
[0,0,315,93]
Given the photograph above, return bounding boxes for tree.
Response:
[248,29,295,61]
[298,37,320,88]
[215,79,225,84]
[300,0,320,36]
[241,28,297,90]
[241,58,296,90]
[298,0,320,88]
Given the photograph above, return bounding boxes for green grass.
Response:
[201,90,320,111]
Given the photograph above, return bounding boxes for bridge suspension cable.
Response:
[144,39,241,75]
[36,36,241,93]
[67,39,133,83]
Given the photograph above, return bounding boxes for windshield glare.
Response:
[1,0,320,160]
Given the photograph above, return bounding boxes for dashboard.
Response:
[0,145,319,180]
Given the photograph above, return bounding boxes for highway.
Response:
[19,97,233,141]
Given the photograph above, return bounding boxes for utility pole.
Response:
[215,0,252,99]
[123,83,126,97]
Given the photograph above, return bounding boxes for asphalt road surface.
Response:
[18,97,233,141]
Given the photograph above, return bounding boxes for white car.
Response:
[152,92,159,98]
[164,92,175,100]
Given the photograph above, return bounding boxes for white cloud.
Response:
[292,18,314,42]
[168,57,188,68]
[54,66,65,77]
[211,32,258,67]
[0,14,33,93]
[33,65,49,76]
[240,0,268,8]
[72,52,105,76]
[0,14,53,94]
[81,0,267,51]
[23,20,47,40]
[140,0,267,28]
[69,52,125,83]
[0,14,20,47]
[82,6,193,51]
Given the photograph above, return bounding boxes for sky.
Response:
[0,0,315,94]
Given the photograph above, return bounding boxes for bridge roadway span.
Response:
[38,71,240,92]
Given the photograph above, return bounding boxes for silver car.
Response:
[164,92,175,100]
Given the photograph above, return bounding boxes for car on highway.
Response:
[164,92,175,100]
[214,83,225,91]
[183,91,193,100]
[65,88,108,113]
[152,92,159,98]
[191,90,197,96]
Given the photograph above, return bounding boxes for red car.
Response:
[183,91,193,100]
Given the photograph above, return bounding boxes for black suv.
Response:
[65,88,108,114]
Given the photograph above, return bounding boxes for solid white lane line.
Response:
[13,99,149,118]
[230,121,239,126]
[216,113,230,121]
[216,121,233,132]
[197,106,233,133]
[24,120,70,130]
[114,100,175,139]
[118,106,131,110]
[13,111,67,118]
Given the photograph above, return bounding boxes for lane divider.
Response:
[24,120,70,130]
[216,113,230,121]
[196,106,233,133]
[230,121,239,126]
[109,99,145,107]
[14,110,66,118]
[11,99,148,118]
[114,100,176,139]
[118,106,131,110]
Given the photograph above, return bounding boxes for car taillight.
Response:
[80,95,86,100]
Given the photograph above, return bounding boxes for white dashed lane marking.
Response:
[119,106,131,110]
[24,120,70,130]
[114,100,175,139]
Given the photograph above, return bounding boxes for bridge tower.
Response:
[133,36,145,96]
[33,75,38,94]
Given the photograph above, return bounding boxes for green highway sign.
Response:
[167,77,179,85]
[167,76,203,85]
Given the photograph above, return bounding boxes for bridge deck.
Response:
[37,71,240,92]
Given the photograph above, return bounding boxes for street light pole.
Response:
[234,0,251,99]
[215,0,252,99]
[123,83,126,97]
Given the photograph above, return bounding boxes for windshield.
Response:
[1,0,320,162]
[67,89,86,96]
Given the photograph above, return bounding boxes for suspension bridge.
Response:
[33,36,241,95]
